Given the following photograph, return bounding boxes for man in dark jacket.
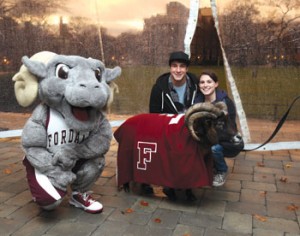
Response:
[147,51,198,201]
[149,51,198,114]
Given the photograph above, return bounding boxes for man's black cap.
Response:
[168,51,190,66]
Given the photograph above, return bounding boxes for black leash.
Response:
[243,95,300,151]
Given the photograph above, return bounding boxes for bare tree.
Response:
[260,0,300,66]
[10,0,66,23]
[220,3,261,66]
[0,0,15,17]
[0,0,69,69]
[219,0,299,66]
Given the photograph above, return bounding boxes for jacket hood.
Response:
[216,89,228,101]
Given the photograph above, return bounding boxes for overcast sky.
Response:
[57,1,299,36]
[65,0,211,36]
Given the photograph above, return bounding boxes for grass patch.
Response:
[1,66,299,120]
[114,65,300,120]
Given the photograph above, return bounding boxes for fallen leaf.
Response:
[257,162,265,167]
[140,200,149,206]
[4,169,12,174]
[121,208,134,214]
[280,177,288,183]
[259,191,267,196]
[154,218,162,223]
[125,208,134,213]
[183,234,191,236]
[287,204,299,211]
[253,214,267,222]
[285,163,292,168]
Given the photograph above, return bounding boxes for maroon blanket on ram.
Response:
[114,113,213,189]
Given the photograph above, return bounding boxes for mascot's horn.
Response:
[12,51,57,107]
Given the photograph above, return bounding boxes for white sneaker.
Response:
[69,191,103,214]
[212,172,227,187]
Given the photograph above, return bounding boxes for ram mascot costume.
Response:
[12,51,121,214]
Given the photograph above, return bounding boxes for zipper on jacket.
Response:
[161,91,164,112]
[165,93,178,113]
[191,90,196,105]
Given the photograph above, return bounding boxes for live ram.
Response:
[114,102,241,196]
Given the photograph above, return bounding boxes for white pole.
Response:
[184,0,200,57]
[95,0,105,63]
[184,0,251,142]
[210,0,251,142]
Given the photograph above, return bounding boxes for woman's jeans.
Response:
[211,144,228,173]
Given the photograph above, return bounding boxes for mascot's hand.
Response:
[51,149,78,170]
[55,170,76,187]
[46,167,77,191]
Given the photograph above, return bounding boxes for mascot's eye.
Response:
[95,68,102,82]
[55,64,69,79]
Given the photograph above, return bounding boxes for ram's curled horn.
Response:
[185,102,224,141]
[12,51,57,107]
[214,101,228,115]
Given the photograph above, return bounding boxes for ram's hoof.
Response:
[141,183,154,195]
[123,183,130,192]
[185,189,197,202]
[163,187,177,201]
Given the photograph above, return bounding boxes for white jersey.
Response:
[47,108,90,149]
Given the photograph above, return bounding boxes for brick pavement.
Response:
[0,113,300,236]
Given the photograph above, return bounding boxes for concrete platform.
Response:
[0,112,300,236]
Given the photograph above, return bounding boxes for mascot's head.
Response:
[12,51,121,131]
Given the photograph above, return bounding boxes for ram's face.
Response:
[185,102,238,146]
[202,113,237,145]
[39,55,110,131]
